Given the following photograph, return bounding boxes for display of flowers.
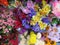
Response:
[0,0,60,45]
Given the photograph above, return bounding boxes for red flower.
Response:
[20,13,27,19]
[14,21,22,29]
[9,36,18,45]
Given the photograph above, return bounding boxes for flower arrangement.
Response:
[0,0,60,45]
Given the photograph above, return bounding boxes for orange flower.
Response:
[0,0,8,6]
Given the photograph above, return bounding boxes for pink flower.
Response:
[4,28,9,33]
[1,14,6,18]
[0,27,2,29]
[0,20,2,22]
[2,26,6,29]
[52,1,60,18]
[0,35,2,39]
[7,19,12,23]
[21,7,31,14]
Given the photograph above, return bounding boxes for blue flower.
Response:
[32,23,41,32]
[24,24,30,29]
[22,19,30,29]
[28,8,36,17]
[42,17,50,24]
[32,23,46,33]
[22,19,27,26]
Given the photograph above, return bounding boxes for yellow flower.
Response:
[53,41,56,45]
[39,4,51,16]
[50,41,56,45]
[36,12,43,18]
[30,15,40,25]
[34,4,40,11]
[32,15,40,22]
[45,41,56,45]
[30,20,37,25]
[29,31,37,44]
[44,38,51,45]
[45,42,51,45]
[38,21,47,30]
[42,0,47,7]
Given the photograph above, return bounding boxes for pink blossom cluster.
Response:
[0,9,15,34]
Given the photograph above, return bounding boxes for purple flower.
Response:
[35,0,41,3]
[19,28,26,34]
[24,24,30,29]
[32,23,41,32]
[22,19,27,26]
[28,8,36,17]
[42,17,50,24]
[27,0,34,9]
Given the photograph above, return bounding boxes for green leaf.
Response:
[0,29,3,34]
[7,26,12,29]
[4,39,9,43]
[52,18,58,24]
